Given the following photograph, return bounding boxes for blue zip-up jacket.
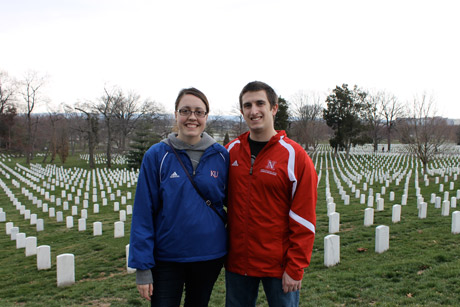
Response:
[128,141,228,270]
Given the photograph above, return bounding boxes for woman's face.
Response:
[175,94,208,145]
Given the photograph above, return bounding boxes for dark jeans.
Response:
[150,257,224,307]
[225,270,300,307]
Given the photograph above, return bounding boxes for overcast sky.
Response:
[1,0,459,118]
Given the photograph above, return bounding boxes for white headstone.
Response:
[442,200,450,216]
[375,225,389,253]
[0,211,6,222]
[36,218,44,232]
[392,205,401,223]
[452,211,460,234]
[93,221,102,236]
[37,245,51,270]
[56,211,63,222]
[114,202,120,212]
[451,197,457,208]
[327,203,336,216]
[435,197,441,209]
[376,198,384,211]
[10,226,19,240]
[126,244,136,273]
[114,221,124,238]
[127,205,132,215]
[25,236,37,256]
[389,192,395,201]
[419,202,427,219]
[367,195,374,207]
[57,253,75,287]
[30,213,37,225]
[328,212,339,234]
[16,232,26,248]
[324,234,340,267]
[364,208,374,227]
[6,222,13,234]
[93,204,99,214]
[444,191,450,201]
[81,209,87,219]
[78,218,86,231]
[48,207,56,217]
[119,210,126,222]
[66,216,74,228]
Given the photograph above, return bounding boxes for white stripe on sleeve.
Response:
[289,210,315,234]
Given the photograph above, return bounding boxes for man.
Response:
[225,81,317,306]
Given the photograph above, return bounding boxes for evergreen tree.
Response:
[323,84,368,156]
[127,123,160,169]
[274,96,290,132]
[223,132,230,146]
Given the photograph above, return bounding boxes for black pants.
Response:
[150,257,224,307]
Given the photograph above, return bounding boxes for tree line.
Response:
[1,70,459,172]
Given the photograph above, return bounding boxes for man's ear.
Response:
[271,103,279,116]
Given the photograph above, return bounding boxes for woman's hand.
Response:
[137,283,154,301]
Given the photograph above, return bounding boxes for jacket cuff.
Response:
[136,269,153,284]
[285,265,304,281]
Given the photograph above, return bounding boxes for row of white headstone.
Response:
[1,170,131,235]
[320,152,460,267]
[2,214,134,287]
[324,225,391,267]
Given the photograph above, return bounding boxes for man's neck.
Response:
[249,129,277,142]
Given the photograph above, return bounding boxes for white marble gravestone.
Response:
[37,245,51,270]
[364,208,374,227]
[57,253,75,287]
[328,212,339,234]
[452,211,460,234]
[114,221,124,238]
[392,205,401,223]
[375,225,389,253]
[93,221,102,236]
[324,234,340,267]
[126,244,136,273]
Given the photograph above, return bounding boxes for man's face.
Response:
[240,90,278,133]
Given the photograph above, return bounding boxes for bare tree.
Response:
[75,103,99,169]
[291,91,326,151]
[230,102,247,138]
[380,91,405,152]
[114,90,162,152]
[363,91,384,152]
[96,86,123,168]
[19,71,47,163]
[43,111,63,163]
[404,93,449,173]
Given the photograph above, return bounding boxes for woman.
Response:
[128,88,228,306]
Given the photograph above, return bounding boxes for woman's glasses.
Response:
[177,109,208,118]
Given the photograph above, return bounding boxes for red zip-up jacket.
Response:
[225,131,317,280]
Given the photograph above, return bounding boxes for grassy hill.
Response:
[1,149,460,306]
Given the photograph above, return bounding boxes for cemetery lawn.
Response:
[1,151,460,306]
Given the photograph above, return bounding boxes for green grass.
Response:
[1,151,460,306]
